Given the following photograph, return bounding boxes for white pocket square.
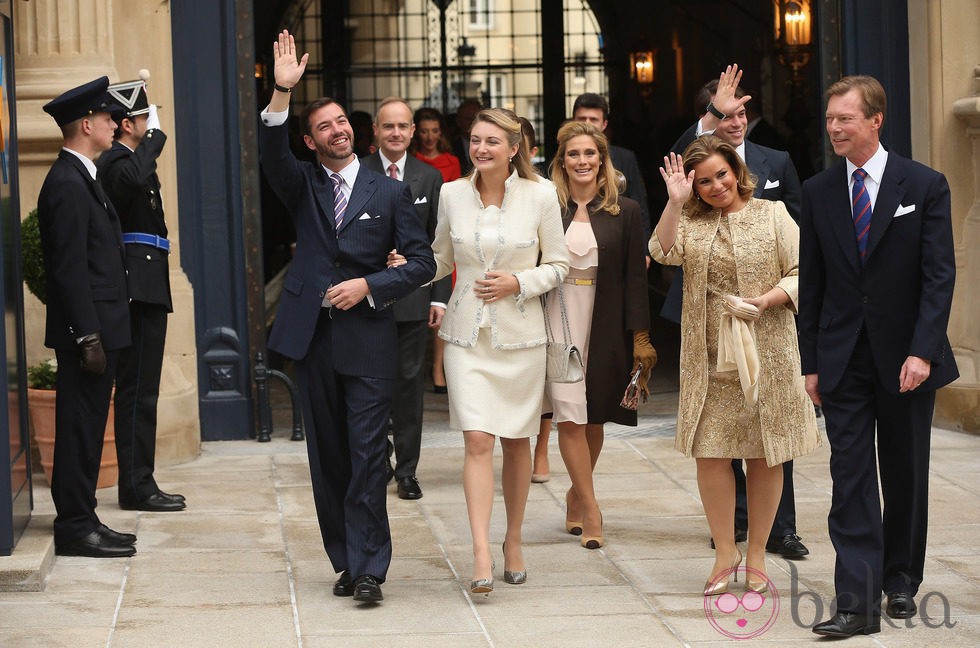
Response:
[893,204,915,218]
[414,196,428,205]
[764,179,780,189]
[357,213,373,220]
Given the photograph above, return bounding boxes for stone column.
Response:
[944,66,980,432]
[15,0,200,462]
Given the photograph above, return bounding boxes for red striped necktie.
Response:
[851,168,871,263]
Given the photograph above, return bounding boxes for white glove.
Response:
[146,103,161,131]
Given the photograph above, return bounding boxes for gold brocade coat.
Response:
[650,198,819,466]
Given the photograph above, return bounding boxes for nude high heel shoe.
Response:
[581,513,604,550]
[703,548,742,596]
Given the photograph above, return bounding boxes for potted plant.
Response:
[22,209,118,488]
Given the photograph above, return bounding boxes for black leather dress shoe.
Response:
[766,534,810,559]
[397,476,423,500]
[352,575,384,602]
[120,492,187,512]
[56,530,137,558]
[158,490,186,503]
[97,524,136,546]
[812,612,880,637]
[333,571,354,597]
[885,592,917,619]
[710,528,747,549]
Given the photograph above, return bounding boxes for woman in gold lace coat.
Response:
[650,136,818,597]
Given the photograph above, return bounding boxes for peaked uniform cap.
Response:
[42,76,124,127]
[107,79,151,118]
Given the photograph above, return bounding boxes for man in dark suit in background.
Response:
[38,77,136,558]
[100,78,185,513]
[572,93,652,257]
[259,31,435,604]
[663,66,807,560]
[802,76,957,638]
[363,98,450,501]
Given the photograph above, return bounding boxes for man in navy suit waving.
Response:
[801,76,957,638]
[260,31,435,604]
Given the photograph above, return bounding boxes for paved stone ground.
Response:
[2,388,978,647]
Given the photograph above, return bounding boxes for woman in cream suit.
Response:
[432,108,569,595]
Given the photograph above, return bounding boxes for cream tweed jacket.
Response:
[433,170,570,349]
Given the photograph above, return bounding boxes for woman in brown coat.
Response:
[546,121,656,549]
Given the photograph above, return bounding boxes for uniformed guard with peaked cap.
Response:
[38,77,134,557]
[100,73,186,513]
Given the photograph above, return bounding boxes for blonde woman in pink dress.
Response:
[545,121,656,549]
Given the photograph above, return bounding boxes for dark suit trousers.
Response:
[115,302,168,503]
[52,348,119,544]
[391,319,428,479]
[296,310,394,582]
[820,333,934,616]
[732,460,797,538]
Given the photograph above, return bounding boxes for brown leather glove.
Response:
[78,333,107,375]
[632,330,658,399]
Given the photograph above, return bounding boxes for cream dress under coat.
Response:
[650,198,819,466]
[432,170,570,438]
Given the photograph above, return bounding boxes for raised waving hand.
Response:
[273,29,309,89]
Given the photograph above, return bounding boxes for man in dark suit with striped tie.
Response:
[801,76,957,638]
[259,31,435,604]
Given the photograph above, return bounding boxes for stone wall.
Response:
[15,0,200,462]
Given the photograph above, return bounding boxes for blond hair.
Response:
[549,120,621,216]
[468,108,537,180]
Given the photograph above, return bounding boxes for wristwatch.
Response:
[706,102,725,120]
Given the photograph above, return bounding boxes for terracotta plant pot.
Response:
[27,388,119,489]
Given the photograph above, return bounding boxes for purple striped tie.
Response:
[330,173,347,228]
[851,168,871,263]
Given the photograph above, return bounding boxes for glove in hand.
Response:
[632,330,658,398]
[79,333,107,375]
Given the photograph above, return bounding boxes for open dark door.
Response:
[0,0,31,556]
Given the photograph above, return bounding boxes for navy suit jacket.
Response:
[798,151,958,395]
[661,124,803,322]
[98,133,173,311]
[362,153,451,322]
[259,121,436,374]
[609,145,651,240]
[38,150,131,351]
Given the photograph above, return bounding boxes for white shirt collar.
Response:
[735,141,746,162]
[378,151,407,180]
[323,157,360,191]
[846,142,887,184]
[63,147,98,180]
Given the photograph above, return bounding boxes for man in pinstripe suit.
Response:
[260,31,435,604]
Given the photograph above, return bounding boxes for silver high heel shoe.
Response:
[470,559,495,596]
[502,542,527,585]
